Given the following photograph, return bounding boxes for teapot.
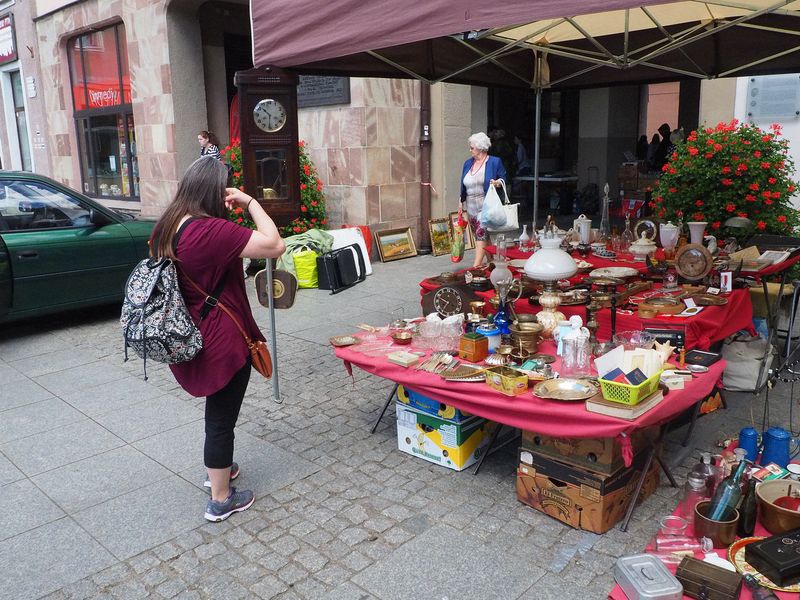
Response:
[659,221,680,251]
[630,231,657,261]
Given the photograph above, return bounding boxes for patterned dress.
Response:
[462,163,488,242]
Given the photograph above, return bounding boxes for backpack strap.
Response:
[173,216,229,321]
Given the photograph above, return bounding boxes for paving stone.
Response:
[258,551,290,572]
[277,562,309,585]
[109,580,148,599]
[154,578,188,599]
[251,574,289,599]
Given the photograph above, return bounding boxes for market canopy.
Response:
[251,0,800,88]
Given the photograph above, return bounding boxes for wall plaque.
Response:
[747,75,800,120]
[297,76,350,108]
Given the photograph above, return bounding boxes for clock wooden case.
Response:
[234,66,300,226]
[421,285,478,318]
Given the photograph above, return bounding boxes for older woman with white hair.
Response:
[460,132,507,268]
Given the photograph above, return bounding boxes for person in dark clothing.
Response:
[636,135,649,161]
[651,123,673,171]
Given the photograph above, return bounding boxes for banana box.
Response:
[395,402,491,471]
[396,385,472,423]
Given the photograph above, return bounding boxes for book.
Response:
[684,349,721,367]
[758,250,791,265]
[585,390,664,420]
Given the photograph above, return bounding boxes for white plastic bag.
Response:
[479,184,507,229]
[486,180,519,232]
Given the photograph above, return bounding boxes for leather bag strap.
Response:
[183,274,255,347]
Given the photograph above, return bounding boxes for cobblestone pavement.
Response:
[0,251,794,600]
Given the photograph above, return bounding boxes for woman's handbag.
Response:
[184,276,273,379]
[486,180,519,232]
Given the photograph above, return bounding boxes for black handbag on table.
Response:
[317,243,366,294]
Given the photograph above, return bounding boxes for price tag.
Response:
[720,272,733,293]
[684,297,697,309]
[706,287,720,295]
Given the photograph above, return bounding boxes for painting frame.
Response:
[448,211,475,250]
[374,227,418,262]
[428,218,452,256]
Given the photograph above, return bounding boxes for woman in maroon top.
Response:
[150,157,285,522]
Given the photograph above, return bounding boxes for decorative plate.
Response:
[329,335,360,347]
[575,260,593,272]
[441,365,487,382]
[589,267,640,279]
[728,537,800,592]
[690,293,728,306]
[634,219,658,242]
[530,353,556,364]
[533,378,599,401]
[593,249,617,259]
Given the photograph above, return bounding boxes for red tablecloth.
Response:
[335,339,724,439]
[608,504,796,600]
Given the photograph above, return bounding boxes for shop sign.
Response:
[297,75,350,108]
[88,87,121,108]
[0,14,17,66]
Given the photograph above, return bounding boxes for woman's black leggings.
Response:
[204,360,251,468]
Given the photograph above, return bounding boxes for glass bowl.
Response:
[612,330,656,351]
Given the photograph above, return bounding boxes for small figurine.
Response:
[704,234,719,257]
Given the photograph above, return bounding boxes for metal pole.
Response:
[265,262,281,403]
[418,82,433,254]
[533,53,542,232]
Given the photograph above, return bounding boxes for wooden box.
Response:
[459,333,488,363]
[675,556,742,600]
[520,427,657,475]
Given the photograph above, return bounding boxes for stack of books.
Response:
[585,389,664,420]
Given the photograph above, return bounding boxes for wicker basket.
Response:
[599,370,662,406]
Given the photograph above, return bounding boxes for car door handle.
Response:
[17,250,39,259]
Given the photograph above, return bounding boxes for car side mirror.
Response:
[89,208,111,226]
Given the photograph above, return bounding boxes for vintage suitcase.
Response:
[317,243,366,294]
[675,556,742,600]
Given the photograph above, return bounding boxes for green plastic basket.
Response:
[599,370,662,406]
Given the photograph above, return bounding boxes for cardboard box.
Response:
[395,402,492,471]
[516,449,660,533]
[397,385,472,423]
[520,426,657,475]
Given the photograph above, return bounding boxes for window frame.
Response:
[68,23,138,201]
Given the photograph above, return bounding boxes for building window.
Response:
[9,70,31,171]
[68,23,138,199]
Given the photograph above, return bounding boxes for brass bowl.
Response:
[496,345,514,357]
[391,331,413,345]
[756,480,800,534]
[514,313,539,324]
[512,321,544,333]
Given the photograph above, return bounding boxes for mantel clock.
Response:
[234,66,300,226]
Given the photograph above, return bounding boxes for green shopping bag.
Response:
[292,247,319,288]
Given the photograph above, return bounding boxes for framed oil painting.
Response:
[374,227,418,262]
[428,218,452,256]
[449,211,475,250]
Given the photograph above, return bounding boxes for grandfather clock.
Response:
[234,66,300,226]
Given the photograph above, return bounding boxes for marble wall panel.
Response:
[365,107,378,146]
[321,111,341,148]
[308,147,328,181]
[366,147,390,186]
[361,79,389,107]
[379,183,407,221]
[390,146,417,184]
[339,107,365,147]
[404,182,421,220]
[327,148,348,186]
[366,185,380,224]
[343,186,367,224]
[347,147,365,186]
[390,79,418,108]
[376,108,405,147]
[298,110,320,147]
[403,108,420,147]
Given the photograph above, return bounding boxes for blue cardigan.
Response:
[460,155,507,202]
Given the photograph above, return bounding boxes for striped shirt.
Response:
[201,144,221,160]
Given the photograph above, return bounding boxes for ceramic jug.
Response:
[573,214,593,245]
[761,426,793,468]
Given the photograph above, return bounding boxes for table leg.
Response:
[680,401,702,447]
[619,447,655,532]
[472,423,518,475]
[371,383,398,434]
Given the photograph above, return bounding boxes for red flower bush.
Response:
[655,120,798,237]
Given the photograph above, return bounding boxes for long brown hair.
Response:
[199,130,221,148]
[150,157,229,260]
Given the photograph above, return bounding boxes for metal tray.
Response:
[532,378,599,401]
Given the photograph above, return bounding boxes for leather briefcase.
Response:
[317,243,366,294]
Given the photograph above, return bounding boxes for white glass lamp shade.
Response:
[524,237,578,281]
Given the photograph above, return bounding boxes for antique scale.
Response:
[235,65,305,402]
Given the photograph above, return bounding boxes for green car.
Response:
[0,171,155,323]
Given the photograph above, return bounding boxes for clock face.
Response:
[433,286,464,317]
[253,98,287,133]
[675,244,713,281]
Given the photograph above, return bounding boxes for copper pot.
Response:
[756,480,800,534]
[694,501,739,548]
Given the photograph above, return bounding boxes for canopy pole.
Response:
[532,53,542,232]
[418,81,433,254]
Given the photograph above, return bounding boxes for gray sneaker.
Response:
[204,462,240,489]
[204,487,255,522]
